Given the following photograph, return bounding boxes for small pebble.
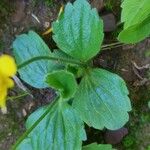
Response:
[101,13,116,32]
[104,127,128,144]
[44,21,50,29]
[22,108,27,117]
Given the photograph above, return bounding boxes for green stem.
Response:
[17,56,86,69]
[101,41,123,49]
[17,43,128,69]
[11,98,58,150]
[102,42,128,51]
[7,92,29,101]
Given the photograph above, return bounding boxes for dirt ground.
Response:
[0,0,150,150]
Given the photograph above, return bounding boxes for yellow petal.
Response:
[0,74,14,88]
[6,78,14,88]
[0,55,17,77]
[0,87,7,108]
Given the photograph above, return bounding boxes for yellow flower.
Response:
[0,55,17,113]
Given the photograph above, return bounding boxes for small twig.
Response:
[132,65,143,80]
[131,61,150,70]
[131,61,150,82]
[31,13,40,24]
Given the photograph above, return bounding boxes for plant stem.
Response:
[17,56,86,69]
[17,42,128,69]
[101,42,128,51]
[102,44,127,51]
[11,98,58,150]
[102,41,123,48]
[7,92,29,101]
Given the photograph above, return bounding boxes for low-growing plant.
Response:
[11,0,132,149]
[123,135,135,148]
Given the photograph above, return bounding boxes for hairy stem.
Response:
[17,56,86,69]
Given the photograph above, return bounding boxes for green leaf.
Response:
[45,70,77,99]
[17,101,86,150]
[121,0,150,28]
[118,15,150,43]
[118,0,150,43]
[82,143,115,150]
[13,31,62,88]
[52,0,104,62]
[73,68,131,130]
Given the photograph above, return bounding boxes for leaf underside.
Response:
[45,70,77,99]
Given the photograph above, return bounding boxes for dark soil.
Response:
[0,0,150,150]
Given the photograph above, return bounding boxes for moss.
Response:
[123,135,136,149]
[147,145,150,150]
[122,103,150,150]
